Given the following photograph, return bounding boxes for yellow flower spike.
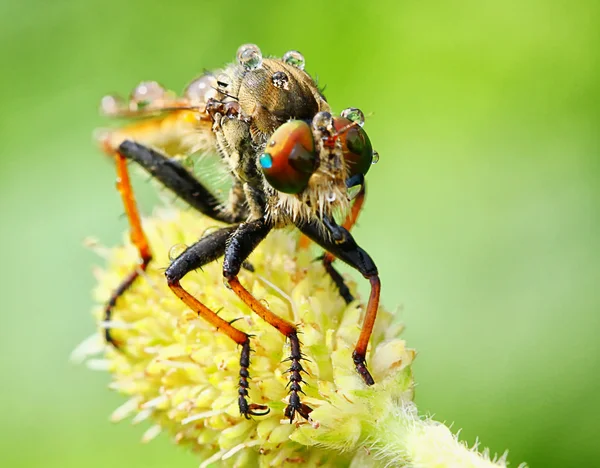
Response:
[78,207,521,467]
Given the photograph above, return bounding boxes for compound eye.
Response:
[259,120,317,194]
[334,117,374,177]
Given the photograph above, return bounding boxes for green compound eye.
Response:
[333,117,374,177]
[259,120,318,194]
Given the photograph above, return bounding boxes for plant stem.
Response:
[360,398,506,468]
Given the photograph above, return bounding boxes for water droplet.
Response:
[168,243,187,261]
[202,226,221,238]
[326,192,337,202]
[216,73,232,94]
[283,50,305,70]
[271,71,289,90]
[184,75,217,104]
[130,81,165,109]
[259,298,270,309]
[312,111,333,132]
[347,185,361,200]
[371,150,380,164]
[222,277,233,290]
[100,94,124,115]
[341,107,365,127]
[236,44,263,70]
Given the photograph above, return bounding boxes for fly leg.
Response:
[118,140,246,224]
[320,175,367,304]
[164,225,269,418]
[102,150,153,348]
[103,140,247,348]
[222,220,313,422]
[296,215,379,386]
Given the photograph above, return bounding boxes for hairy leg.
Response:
[103,140,249,347]
[222,220,313,422]
[300,176,367,305]
[296,216,380,385]
[164,225,269,418]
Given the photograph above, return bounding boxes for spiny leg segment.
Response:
[223,219,313,422]
[117,140,313,419]
[165,225,270,418]
[106,137,372,413]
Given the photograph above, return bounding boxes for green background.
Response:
[1,0,598,466]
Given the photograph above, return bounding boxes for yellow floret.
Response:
[75,207,513,468]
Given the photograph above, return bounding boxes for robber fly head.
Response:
[258,107,376,217]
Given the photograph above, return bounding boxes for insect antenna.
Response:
[209,86,239,101]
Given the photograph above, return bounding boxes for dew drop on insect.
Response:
[236,44,263,70]
[372,150,380,164]
[202,226,221,238]
[326,192,337,202]
[271,71,289,90]
[216,73,232,94]
[340,107,365,127]
[130,81,165,108]
[184,74,217,104]
[259,298,270,309]
[100,94,124,115]
[168,243,187,261]
[312,111,333,131]
[283,50,305,70]
[223,277,233,290]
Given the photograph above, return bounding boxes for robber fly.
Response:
[97,44,380,422]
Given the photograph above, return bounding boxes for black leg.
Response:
[295,216,380,386]
[118,140,247,223]
[164,225,269,418]
[104,140,248,349]
[320,256,355,303]
[222,220,313,422]
[319,176,366,305]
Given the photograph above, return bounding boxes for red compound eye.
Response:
[259,120,318,194]
[333,117,374,177]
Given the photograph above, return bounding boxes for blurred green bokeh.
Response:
[1,0,597,466]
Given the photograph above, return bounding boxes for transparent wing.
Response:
[97,75,218,157]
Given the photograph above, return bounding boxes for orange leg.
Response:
[295,215,380,386]
[352,275,380,385]
[103,153,153,348]
[164,225,271,418]
[228,277,312,422]
[169,281,248,344]
[220,219,312,421]
[168,280,270,418]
